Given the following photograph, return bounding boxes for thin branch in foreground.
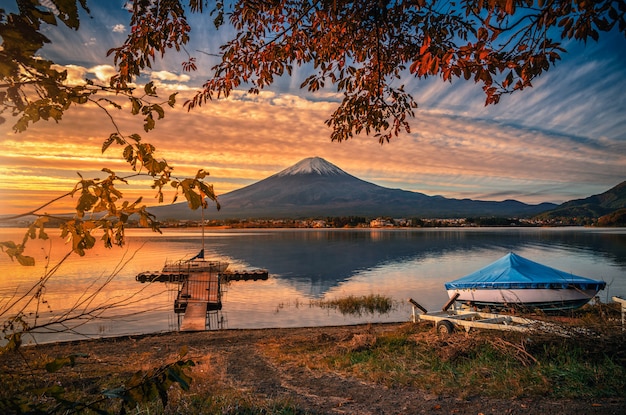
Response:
[2,243,174,346]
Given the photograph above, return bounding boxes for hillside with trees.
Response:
[536,181,626,225]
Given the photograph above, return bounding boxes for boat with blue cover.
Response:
[444,252,606,311]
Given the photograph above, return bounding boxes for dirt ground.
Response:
[5,323,626,414]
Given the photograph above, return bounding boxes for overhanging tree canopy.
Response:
[3,1,625,143]
[1,0,624,261]
[109,0,626,142]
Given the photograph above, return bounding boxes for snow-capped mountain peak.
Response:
[149,156,558,219]
[276,157,348,177]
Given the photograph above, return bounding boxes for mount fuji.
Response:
[150,157,556,220]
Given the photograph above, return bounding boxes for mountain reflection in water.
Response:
[1,227,625,342]
[201,228,626,297]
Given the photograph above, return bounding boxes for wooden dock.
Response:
[179,302,209,331]
[174,271,222,331]
[136,272,187,283]
[135,267,269,331]
[137,269,268,283]
[219,269,268,281]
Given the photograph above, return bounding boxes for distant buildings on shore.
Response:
[151,216,564,229]
[1,215,593,229]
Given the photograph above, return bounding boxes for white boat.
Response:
[161,204,229,274]
[444,252,606,311]
[162,249,229,273]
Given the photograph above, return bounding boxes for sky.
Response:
[1,1,625,216]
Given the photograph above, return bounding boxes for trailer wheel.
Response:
[437,320,455,335]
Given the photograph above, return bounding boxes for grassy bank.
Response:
[1,303,625,414]
[261,320,626,399]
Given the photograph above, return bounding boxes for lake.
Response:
[1,227,625,344]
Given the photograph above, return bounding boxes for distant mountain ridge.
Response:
[537,180,626,223]
[150,157,557,220]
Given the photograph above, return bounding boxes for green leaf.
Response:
[185,188,202,210]
[45,357,72,373]
[167,366,192,391]
[0,241,18,251]
[1,332,22,354]
[76,192,99,213]
[16,254,35,266]
[195,169,209,179]
[102,134,117,153]
[144,81,157,96]
[152,104,165,119]
[143,113,155,132]
[168,93,177,107]
[37,384,66,400]
[123,145,134,163]
[130,97,141,115]
[33,8,58,26]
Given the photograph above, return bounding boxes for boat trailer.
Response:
[408,294,536,334]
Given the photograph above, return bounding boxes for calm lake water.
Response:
[1,227,625,344]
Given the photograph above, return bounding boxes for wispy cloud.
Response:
[151,71,191,83]
[111,24,125,33]
[90,65,118,83]
[1,7,625,215]
[2,67,624,215]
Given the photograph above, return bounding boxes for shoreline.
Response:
[3,321,625,414]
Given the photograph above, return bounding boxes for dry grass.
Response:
[258,306,626,399]
[2,302,624,414]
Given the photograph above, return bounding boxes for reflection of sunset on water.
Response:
[1,228,625,344]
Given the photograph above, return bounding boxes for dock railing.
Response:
[175,271,221,313]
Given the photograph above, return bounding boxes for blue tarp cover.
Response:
[444,252,606,290]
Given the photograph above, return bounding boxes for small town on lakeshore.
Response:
[4,213,621,231]
[128,215,615,229]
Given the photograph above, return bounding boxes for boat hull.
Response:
[163,260,229,273]
[447,287,601,311]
